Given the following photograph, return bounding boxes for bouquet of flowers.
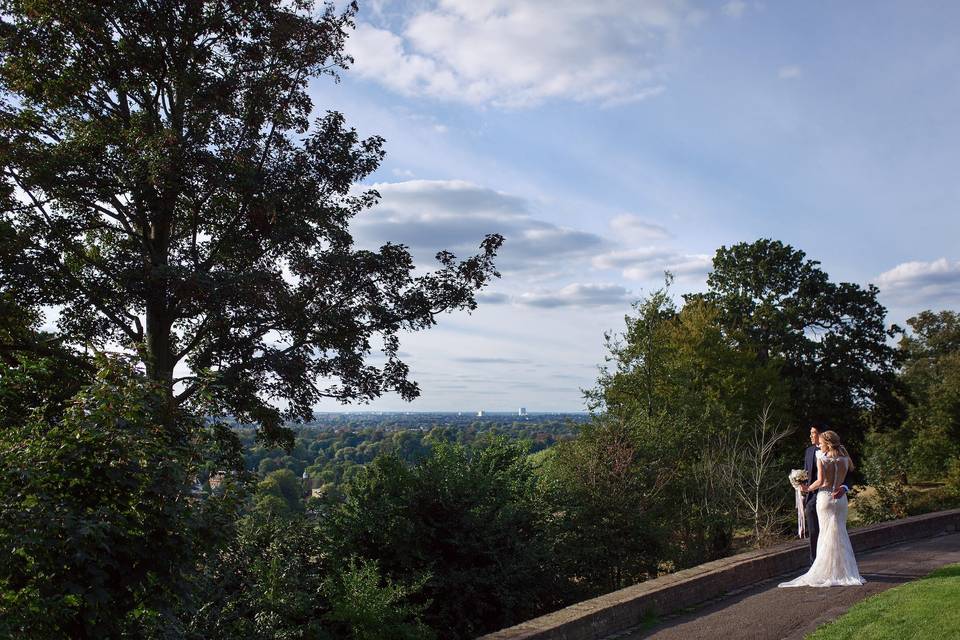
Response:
[788,469,809,489]
[789,469,809,537]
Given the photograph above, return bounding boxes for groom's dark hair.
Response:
[809,421,828,432]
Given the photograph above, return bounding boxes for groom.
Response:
[802,422,848,563]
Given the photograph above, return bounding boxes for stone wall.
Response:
[479,508,960,640]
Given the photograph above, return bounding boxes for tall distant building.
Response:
[518,407,527,416]
[477,410,485,417]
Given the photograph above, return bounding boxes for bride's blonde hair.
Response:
[819,430,849,458]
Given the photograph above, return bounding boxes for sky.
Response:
[308,0,960,413]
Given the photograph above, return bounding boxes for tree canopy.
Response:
[686,239,901,442]
[897,310,960,478]
[0,0,502,443]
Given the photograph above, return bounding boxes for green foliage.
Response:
[0,293,92,424]
[853,430,909,524]
[538,414,668,594]
[582,283,790,572]
[597,285,787,441]
[902,484,960,517]
[0,0,502,443]
[253,469,306,520]
[686,239,902,447]
[323,558,433,640]
[947,458,960,497]
[327,439,559,639]
[241,416,579,500]
[0,357,242,639]
[898,311,960,480]
[186,511,430,640]
[186,515,326,640]
[906,424,958,481]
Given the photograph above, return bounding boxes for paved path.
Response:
[615,532,960,640]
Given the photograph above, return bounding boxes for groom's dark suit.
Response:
[803,444,820,563]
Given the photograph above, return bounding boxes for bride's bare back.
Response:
[817,452,851,491]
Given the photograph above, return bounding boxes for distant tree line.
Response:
[237,418,580,497]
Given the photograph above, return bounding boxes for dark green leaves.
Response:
[1,0,503,445]
[327,439,559,639]
[0,357,243,639]
[686,238,901,443]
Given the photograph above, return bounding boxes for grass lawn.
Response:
[806,563,960,640]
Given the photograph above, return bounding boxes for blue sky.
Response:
[308,0,960,412]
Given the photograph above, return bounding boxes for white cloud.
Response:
[592,246,711,281]
[722,1,747,18]
[347,0,701,107]
[516,283,634,308]
[609,214,672,241]
[592,247,673,270]
[778,65,802,79]
[352,179,610,275]
[875,258,960,307]
[452,356,530,364]
[353,180,711,290]
[622,253,711,280]
[350,178,713,310]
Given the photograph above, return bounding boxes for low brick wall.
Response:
[479,508,960,640]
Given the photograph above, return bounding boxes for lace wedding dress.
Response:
[779,452,866,587]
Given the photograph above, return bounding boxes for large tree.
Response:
[897,310,960,478]
[0,0,502,442]
[685,239,901,443]
[583,284,788,569]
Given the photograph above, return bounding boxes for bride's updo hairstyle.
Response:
[820,430,850,458]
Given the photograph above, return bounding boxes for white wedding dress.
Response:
[779,451,866,588]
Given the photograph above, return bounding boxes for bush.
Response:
[538,415,666,596]
[323,558,433,640]
[0,358,240,639]
[327,439,560,639]
[906,424,959,481]
[854,430,909,525]
[185,514,430,640]
[904,486,960,517]
[945,457,960,497]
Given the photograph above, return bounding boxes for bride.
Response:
[779,430,866,588]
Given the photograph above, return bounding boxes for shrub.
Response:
[945,457,960,497]
[327,439,559,639]
[854,430,909,524]
[186,515,430,640]
[0,358,241,639]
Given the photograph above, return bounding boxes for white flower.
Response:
[788,469,809,489]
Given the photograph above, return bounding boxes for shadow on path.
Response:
[613,532,960,640]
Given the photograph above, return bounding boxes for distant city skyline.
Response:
[306,1,960,413]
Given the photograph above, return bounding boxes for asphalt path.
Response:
[615,532,960,640]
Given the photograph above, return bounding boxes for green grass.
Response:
[806,564,960,640]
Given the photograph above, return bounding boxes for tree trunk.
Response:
[144,207,176,425]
